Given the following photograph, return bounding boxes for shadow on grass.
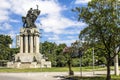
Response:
[54,76,119,80]
[66,76,105,80]
[53,76,106,80]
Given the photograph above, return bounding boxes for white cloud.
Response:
[40,15,86,34]
[7,31,16,39]
[9,19,20,23]
[0,0,87,46]
[9,0,62,16]
[0,10,9,21]
[75,0,91,4]
[67,36,76,39]
[0,0,11,22]
[0,0,85,34]
[7,30,18,48]
[48,34,60,41]
[0,0,11,9]
[0,23,12,31]
[56,39,77,46]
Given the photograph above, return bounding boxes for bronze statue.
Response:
[22,5,40,28]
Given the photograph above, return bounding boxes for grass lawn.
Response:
[0,66,107,72]
[0,66,118,73]
[72,66,107,71]
[0,67,68,72]
[0,67,119,80]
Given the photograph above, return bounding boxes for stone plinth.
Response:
[7,27,51,68]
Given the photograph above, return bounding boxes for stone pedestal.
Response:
[7,28,51,68]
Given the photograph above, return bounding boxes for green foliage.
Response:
[9,48,19,61]
[40,41,67,67]
[0,35,12,47]
[40,41,107,67]
[73,0,120,79]
[72,58,79,67]
[82,48,93,66]
[0,35,12,60]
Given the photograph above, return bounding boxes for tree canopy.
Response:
[0,35,12,60]
[73,0,120,80]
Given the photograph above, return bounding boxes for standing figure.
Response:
[26,8,33,28]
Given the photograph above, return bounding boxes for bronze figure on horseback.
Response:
[22,5,40,28]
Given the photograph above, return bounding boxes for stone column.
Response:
[25,35,28,53]
[30,35,33,53]
[35,35,39,53]
[33,35,35,53]
[20,35,23,53]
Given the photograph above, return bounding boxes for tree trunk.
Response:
[106,59,111,80]
[68,58,74,75]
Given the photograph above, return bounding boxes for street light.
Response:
[77,40,83,77]
[114,0,120,76]
[78,50,83,77]
[73,40,84,77]
[92,47,95,75]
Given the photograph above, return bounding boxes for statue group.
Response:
[22,6,40,28]
[7,5,51,68]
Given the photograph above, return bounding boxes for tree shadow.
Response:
[53,75,66,80]
[53,76,106,80]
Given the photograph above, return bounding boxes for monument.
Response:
[7,6,51,68]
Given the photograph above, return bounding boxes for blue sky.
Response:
[0,0,91,47]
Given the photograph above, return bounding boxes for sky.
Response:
[0,0,91,47]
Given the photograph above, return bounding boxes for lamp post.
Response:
[79,50,83,77]
[78,40,83,77]
[92,47,95,75]
[72,40,83,77]
[114,0,119,76]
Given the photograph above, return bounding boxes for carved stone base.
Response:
[7,27,51,68]
[7,61,51,68]
[7,52,51,68]
[15,53,42,62]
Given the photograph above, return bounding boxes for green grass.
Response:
[0,66,117,73]
[0,66,107,72]
[111,75,120,80]
[0,67,119,80]
[72,66,107,72]
[0,67,69,72]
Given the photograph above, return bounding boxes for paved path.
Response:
[0,71,115,80]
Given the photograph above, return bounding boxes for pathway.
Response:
[0,71,116,80]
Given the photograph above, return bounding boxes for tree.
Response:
[56,44,67,67]
[63,46,74,75]
[72,40,106,66]
[73,0,120,80]
[0,35,12,60]
[9,48,19,61]
[41,41,67,67]
[41,41,57,66]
